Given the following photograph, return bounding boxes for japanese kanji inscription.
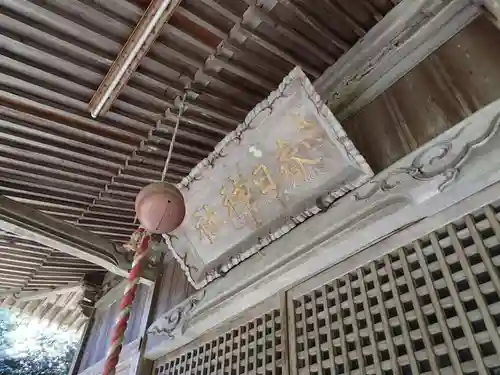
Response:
[169,67,373,288]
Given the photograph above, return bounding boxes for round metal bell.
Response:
[135,182,186,234]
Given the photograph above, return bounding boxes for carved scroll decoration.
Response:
[148,290,205,339]
[355,111,500,201]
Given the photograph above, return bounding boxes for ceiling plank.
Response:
[0,283,83,301]
[89,0,183,118]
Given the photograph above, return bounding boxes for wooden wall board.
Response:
[78,284,152,372]
[344,16,500,173]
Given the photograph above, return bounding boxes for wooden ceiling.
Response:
[0,0,397,297]
[0,0,396,244]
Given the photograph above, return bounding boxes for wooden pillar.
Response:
[133,255,166,375]
[69,272,105,375]
[68,311,95,375]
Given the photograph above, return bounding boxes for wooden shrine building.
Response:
[2,0,500,374]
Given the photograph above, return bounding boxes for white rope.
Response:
[161,92,188,182]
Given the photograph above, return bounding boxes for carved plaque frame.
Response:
[167,67,373,288]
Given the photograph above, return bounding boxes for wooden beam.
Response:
[483,0,500,16]
[0,196,152,284]
[69,311,95,375]
[88,0,183,118]
[0,283,83,302]
[314,0,480,120]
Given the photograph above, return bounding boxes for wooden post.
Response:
[133,254,166,375]
[69,311,96,375]
[102,232,150,375]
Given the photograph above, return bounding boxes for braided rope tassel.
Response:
[102,228,150,375]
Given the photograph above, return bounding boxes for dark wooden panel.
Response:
[153,258,195,321]
[434,16,500,112]
[132,0,151,9]
[343,16,500,173]
[386,56,466,147]
[343,95,409,173]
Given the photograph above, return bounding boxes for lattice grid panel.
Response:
[290,202,500,375]
[154,308,285,375]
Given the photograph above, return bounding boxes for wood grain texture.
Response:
[78,284,151,372]
[152,297,285,375]
[288,199,500,374]
[170,67,372,288]
[343,95,407,173]
[153,258,195,322]
[344,16,500,173]
[316,0,479,120]
[146,90,500,358]
[150,196,500,375]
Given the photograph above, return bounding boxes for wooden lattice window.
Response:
[154,308,286,375]
[289,201,500,375]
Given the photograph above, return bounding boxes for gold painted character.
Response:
[221,178,261,227]
[193,205,219,244]
[276,139,321,182]
[252,164,277,196]
[296,119,324,150]
[220,186,237,219]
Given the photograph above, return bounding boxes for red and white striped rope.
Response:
[102,228,150,375]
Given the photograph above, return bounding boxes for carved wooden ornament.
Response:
[167,67,373,288]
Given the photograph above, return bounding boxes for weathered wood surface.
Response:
[153,258,195,322]
[0,196,136,280]
[78,339,142,375]
[150,183,500,375]
[78,284,151,373]
[88,0,183,118]
[344,16,500,173]
[1,287,87,332]
[482,0,500,28]
[144,15,500,359]
[145,90,500,359]
[286,194,500,375]
[145,257,195,355]
[152,294,285,375]
[315,0,480,120]
[170,67,372,288]
[143,5,500,363]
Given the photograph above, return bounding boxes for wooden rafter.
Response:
[0,196,153,284]
[88,0,183,118]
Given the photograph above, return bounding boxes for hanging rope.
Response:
[102,92,188,375]
[102,229,150,375]
[161,91,188,182]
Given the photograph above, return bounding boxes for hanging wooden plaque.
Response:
[168,67,373,288]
